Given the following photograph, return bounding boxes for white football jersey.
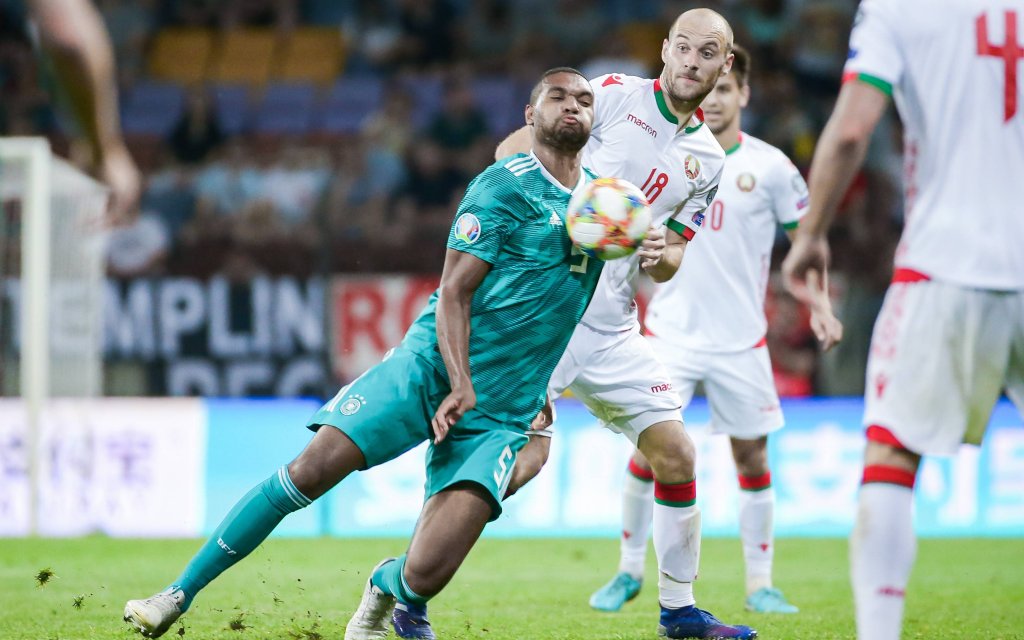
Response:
[646,134,808,352]
[845,0,1024,289]
[579,74,726,332]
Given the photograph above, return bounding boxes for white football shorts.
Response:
[647,334,784,439]
[864,279,1024,455]
[549,322,682,445]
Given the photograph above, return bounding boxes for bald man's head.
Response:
[669,8,734,52]
[658,8,736,114]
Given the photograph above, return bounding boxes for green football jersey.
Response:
[401,152,602,427]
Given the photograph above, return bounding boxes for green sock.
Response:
[171,466,311,610]
[370,555,429,606]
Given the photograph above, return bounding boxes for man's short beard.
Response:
[538,121,589,153]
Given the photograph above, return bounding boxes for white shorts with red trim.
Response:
[647,334,784,439]
[549,322,682,445]
[863,271,1024,455]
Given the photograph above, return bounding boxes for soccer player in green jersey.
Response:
[122,68,604,640]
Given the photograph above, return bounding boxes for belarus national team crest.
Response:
[684,154,700,180]
[339,394,366,416]
[454,213,482,244]
[737,173,756,192]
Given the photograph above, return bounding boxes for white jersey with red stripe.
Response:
[845,0,1024,290]
[579,73,726,332]
[646,133,808,352]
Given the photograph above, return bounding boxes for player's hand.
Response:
[638,225,666,270]
[802,268,844,351]
[431,384,476,444]
[782,233,830,308]
[530,396,555,431]
[97,145,141,228]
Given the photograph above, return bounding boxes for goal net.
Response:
[0,138,107,534]
[0,137,107,399]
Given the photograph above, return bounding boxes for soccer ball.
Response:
[566,177,651,260]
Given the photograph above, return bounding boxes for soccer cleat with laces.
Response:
[658,604,758,639]
[345,558,398,640]
[745,587,798,614]
[589,572,643,612]
[392,602,436,639]
[123,587,187,638]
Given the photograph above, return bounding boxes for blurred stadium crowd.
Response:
[0,0,905,396]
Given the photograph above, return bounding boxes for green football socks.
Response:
[371,554,429,606]
[171,466,312,611]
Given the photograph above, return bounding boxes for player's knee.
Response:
[731,437,769,476]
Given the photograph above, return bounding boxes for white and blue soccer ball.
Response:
[566,177,651,260]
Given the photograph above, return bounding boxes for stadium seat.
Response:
[471,76,523,137]
[148,28,214,85]
[254,82,317,135]
[274,27,345,85]
[121,81,185,137]
[314,75,384,135]
[618,22,666,72]
[209,29,279,87]
[209,83,251,135]
[399,75,444,129]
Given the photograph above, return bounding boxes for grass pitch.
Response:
[2,537,1022,639]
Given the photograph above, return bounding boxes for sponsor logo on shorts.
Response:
[454,213,481,244]
[651,382,673,393]
[684,155,700,180]
[737,172,756,192]
[340,394,366,415]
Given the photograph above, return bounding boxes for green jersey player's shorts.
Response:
[306,346,528,520]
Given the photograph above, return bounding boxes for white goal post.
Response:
[0,137,108,534]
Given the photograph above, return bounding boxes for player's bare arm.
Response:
[784,228,843,351]
[28,0,140,226]
[640,225,687,282]
[783,80,888,305]
[496,125,533,160]
[432,248,492,443]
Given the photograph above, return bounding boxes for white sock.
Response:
[653,480,700,609]
[619,470,655,579]
[738,483,775,594]
[851,481,916,640]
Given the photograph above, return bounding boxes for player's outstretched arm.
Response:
[495,125,532,160]
[782,80,888,304]
[432,248,493,443]
[28,0,140,225]
[640,225,687,282]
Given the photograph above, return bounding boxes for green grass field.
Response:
[2,537,1022,639]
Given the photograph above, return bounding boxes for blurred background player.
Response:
[497,9,758,640]
[588,44,843,617]
[25,0,140,224]
[782,0,1024,638]
[123,68,603,640]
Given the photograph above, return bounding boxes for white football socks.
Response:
[619,469,655,579]
[738,483,775,594]
[851,481,916,640]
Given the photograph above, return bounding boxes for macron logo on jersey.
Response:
[627,113,657,138]
[602,75,623,87]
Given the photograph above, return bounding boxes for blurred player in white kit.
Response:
[588,44,842,616]
[782,1,1024,638]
